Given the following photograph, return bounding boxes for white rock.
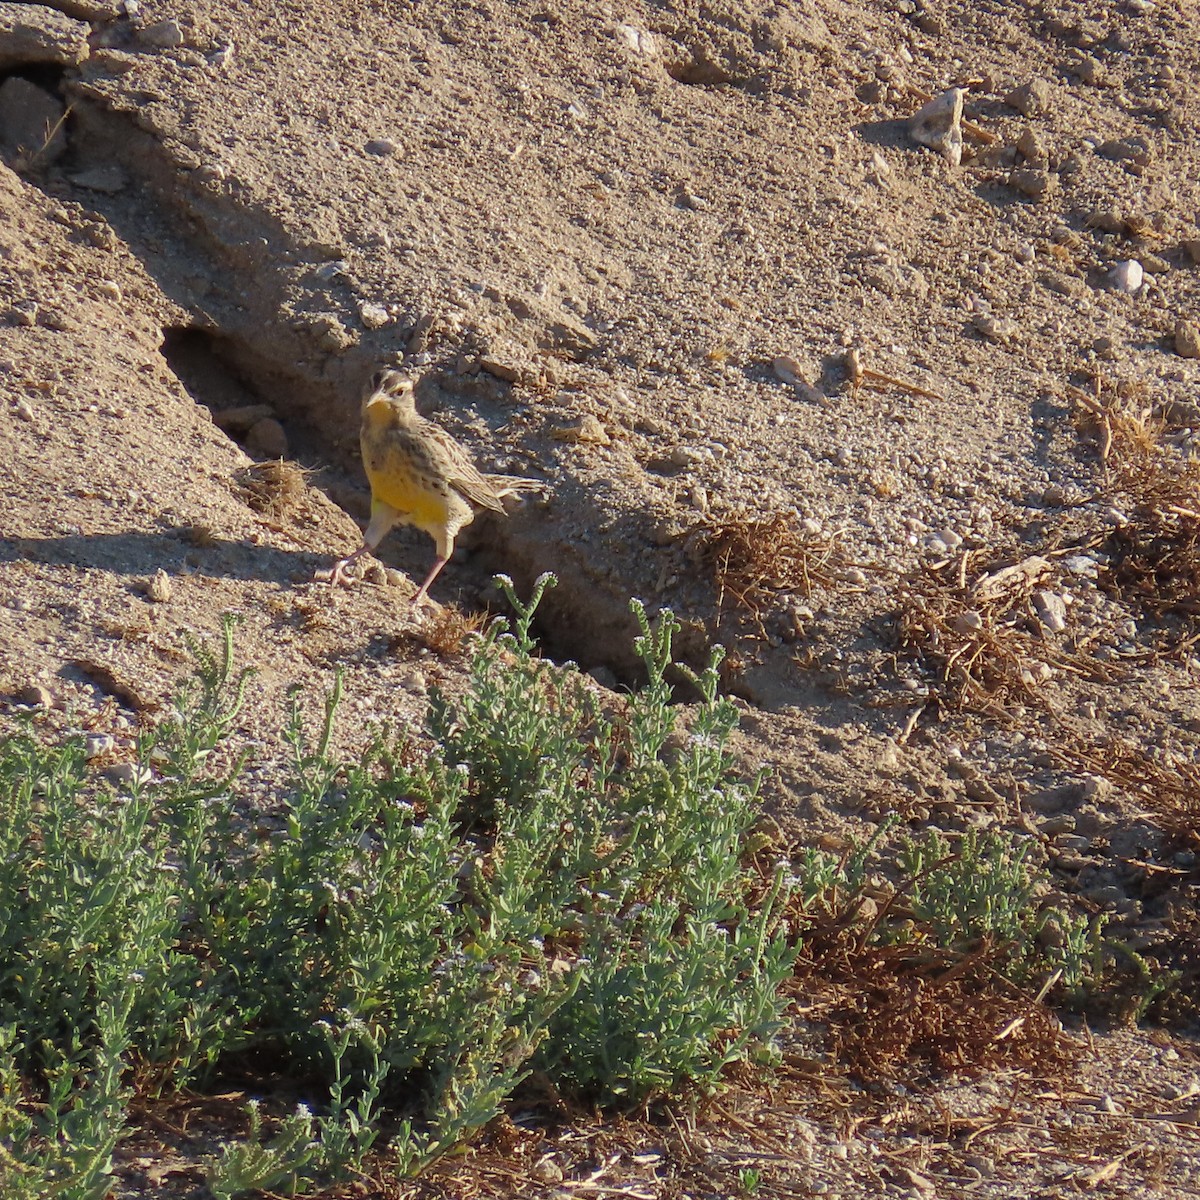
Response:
[85,733,115,760]
[1032,590,1068,633]
[141,18,184,48]
[146,568,172,603]
[359,302,390,329]
[1107,260,1143,293]
[909,87,964,166]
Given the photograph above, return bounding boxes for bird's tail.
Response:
[487,475,544,500]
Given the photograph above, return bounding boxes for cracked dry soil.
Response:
[2,0,1200,1196]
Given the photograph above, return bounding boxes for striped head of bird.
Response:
[363,368,416,410]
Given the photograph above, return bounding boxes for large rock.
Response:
[909,87,964,166]
[0,3,91,72]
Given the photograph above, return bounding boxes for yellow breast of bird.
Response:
[360,407,453,529]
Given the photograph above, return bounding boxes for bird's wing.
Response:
[423,422,509,513]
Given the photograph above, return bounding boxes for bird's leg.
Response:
[325,500,399,589]
[409,529,457,607]
[408,556,448,607]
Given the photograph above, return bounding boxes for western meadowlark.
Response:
[327,368,540,605]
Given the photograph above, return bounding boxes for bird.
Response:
[327,368,540,605]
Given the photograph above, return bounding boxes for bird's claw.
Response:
[320,557,361,588]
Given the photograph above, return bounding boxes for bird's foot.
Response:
[320,553,364,588]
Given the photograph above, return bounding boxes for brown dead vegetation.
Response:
[1072,376,1200,626]
[694,509,846,627]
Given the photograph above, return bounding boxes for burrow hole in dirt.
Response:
[160,325,338,465]
[0,66,71,169]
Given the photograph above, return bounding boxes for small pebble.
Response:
[1004,78,1051,117]
[141,18,185,48]
[146,568,172,603]
[85,733,115,760]
[365,138,398,156]
[1175,320,1200,359]
[15,398,34,422]
[1106,260,1143,293]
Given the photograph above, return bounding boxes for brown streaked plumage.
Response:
[327,369,539,605]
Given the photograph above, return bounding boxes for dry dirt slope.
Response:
[2,0,1200,1195]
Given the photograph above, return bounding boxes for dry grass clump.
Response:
[1072,378,1200,621]
[895,551,1122,718]
[413,604,491,657]
[694,509,845,622]
[810,941,1078,1081]
[1052,729,1200,848]
[232,459,313,522]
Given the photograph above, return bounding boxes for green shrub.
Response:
[0,576,795,1196]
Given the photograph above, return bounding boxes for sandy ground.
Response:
[2,0,1199,1194]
